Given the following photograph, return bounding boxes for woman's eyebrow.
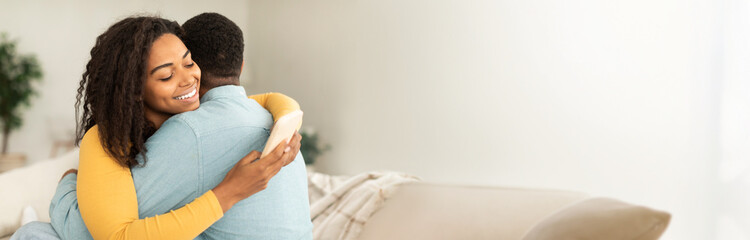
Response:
[150,63,172,75]
[149,50,191,75]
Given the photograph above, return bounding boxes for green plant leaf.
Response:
[0,32,43,153]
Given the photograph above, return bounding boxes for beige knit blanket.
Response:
[307,171,420,240]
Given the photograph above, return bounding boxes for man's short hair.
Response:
[182,13,243,86]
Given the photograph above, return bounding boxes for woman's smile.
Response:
[174,85,198,102]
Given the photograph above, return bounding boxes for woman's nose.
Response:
[178,69,196,87]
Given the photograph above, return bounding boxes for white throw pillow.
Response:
[0,149,79,237]
[522,197,671,240]
[20,206,38,225]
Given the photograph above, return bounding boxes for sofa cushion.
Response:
[522,197,671,240]
[357,182,588,240]
[0,149,79,238]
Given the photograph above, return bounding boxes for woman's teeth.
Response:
[174,88,197,100]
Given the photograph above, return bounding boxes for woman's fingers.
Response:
[282,151,296,167]
[258,140,288,166]
[282,131,302,166]
[59,168,78,182]
[248,150,261,159]
[295,132,303,155]
[260,152,287,187]
[242,151,261,163]
[248,150,261,163]
[235,151,261,169]
[272,140,288,159]
[270,153,289,176]
[291,131,302,150]
[282,149,295,166]
[214,143,292,213]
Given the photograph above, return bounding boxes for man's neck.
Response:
[199,74,241,96]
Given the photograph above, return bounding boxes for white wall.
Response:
[0,0,252,163]
[717,0,750,238]
[0,1,727,239]
[245,1,721,239]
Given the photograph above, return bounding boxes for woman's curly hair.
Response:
[75,16,184,167]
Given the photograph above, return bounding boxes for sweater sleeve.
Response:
[248,92,302,130]
[76,125,224,240]
[49,173,94,239]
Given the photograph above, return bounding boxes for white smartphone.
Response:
[261,110,303,158]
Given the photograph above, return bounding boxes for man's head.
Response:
[182,13,244,94]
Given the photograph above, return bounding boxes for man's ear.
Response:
[241,60,244,75]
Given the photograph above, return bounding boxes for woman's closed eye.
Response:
[160,72,173,81]
[157,61,194,81]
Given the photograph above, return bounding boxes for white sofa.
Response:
[358,182,589,239]
[1,150,670,240]
[0,150,80,239]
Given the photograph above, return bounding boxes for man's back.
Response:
[131,86,313,239]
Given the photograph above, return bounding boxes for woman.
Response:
[12,16,302,240]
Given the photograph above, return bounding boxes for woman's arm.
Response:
[248,92,303,130]
[75,125,223,240]
[51,124,299,240]
[50,93,302,239]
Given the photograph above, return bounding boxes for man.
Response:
[16,13,312,240]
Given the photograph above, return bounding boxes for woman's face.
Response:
[143,34,201,125]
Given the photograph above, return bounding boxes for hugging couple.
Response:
[11,12,313,240]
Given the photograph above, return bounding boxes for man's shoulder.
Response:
[142,116,198,153]
[173,96,273,133]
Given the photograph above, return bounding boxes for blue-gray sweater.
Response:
[50,86,313,240]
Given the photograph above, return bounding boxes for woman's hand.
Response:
[211,140,293,213]
[60,169,78,182]
[282,131,303,167]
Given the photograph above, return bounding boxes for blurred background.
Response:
[2,0,749,239]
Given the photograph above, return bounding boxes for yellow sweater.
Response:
[77,93,301,240]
